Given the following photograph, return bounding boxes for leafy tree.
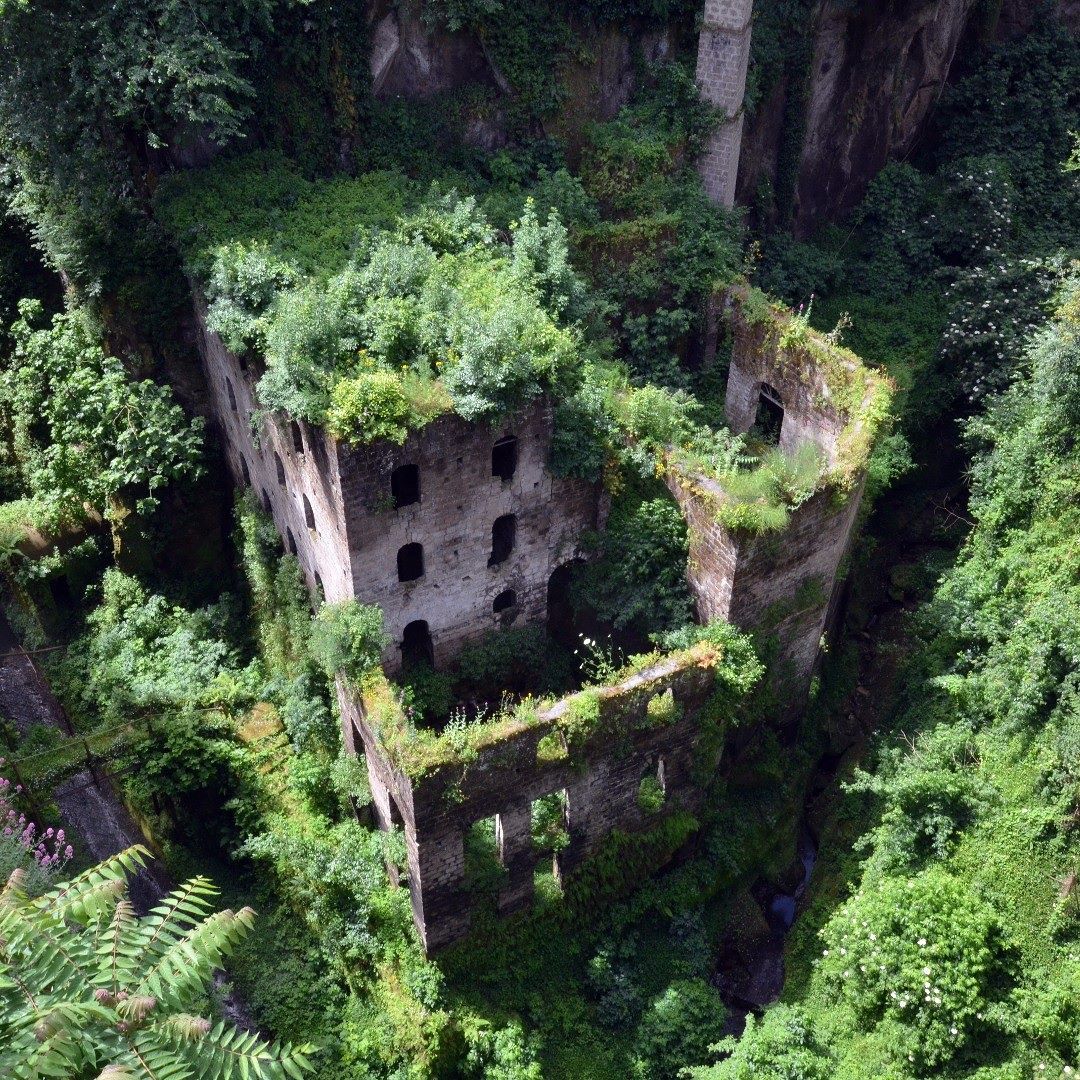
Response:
[819,867,1011,1074]
[309,599,389,683]
[630,977,726,1079]
[0,845,316,1078]
[2,301,202,525]
[686,1004,832,1079]
[576,488,693,639]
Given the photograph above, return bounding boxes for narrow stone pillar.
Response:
[495,803,535,915]
[554,777,596,885]
[406,825,470,953]
[695,0,754,208]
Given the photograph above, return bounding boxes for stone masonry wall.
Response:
[668,473,862,708]
[335,406,602,669]
[722,305,849,469]
[192,298,356,603]
[341,651,720,952]
[695,0,754,208]
[191,300,601,667]
[665,291,869,710]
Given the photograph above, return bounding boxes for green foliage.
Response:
[576,487,693,639]
[242,819,399,971]
[531,791,570,853]
[577,67,743,388]
[0,846,316,1078]
[630,977,726,1078]
[1,301,202,525]
[455,626,574,697]
[401,664,457,725]
[310,600,389,684]
[52,569,254,731]
[819,867,1011,1074]
[327,371,451,446]
[736,281,1080,1076]
[0,0,283,298]
[637,774,666,814]
[164,170,586,431]
[687,1004,832,1079]
[460,1014,543,1078]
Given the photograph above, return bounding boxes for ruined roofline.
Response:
[723,281,894,488]
[660,280,893,537]
[355,639,727,782]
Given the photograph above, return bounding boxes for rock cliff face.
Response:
[784,0,980,229]
[362,0,1075,228]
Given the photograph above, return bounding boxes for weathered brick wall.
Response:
[336,405,602,669]
[722,304,850,468]
[695,0,754,208]
[341,650,720,952]
[192,299,356,602]
[665,291,869,710]
[191,301,601,665]
[668,472,862,707]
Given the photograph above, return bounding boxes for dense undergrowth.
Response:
[0,4,1078,1079]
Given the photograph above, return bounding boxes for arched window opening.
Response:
[491,435,518,482]
[753,382,784,445]
[239,457,251,486]
[391,463,421,509]
[313,571,324,597]
[493,589,516,614]
[260,489,271,514]
[488,514,516,567]
[286,527,297,555]
[274,452,286,486]
[397,542,424,582]
[637,757,667,815]
[401,620,434,668]
[226,378,238,412]
[291,420,305,455]
[303,493,316,531]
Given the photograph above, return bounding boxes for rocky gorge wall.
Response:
[363,0,1078,231]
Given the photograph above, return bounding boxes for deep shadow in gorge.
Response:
[710,415,972,1032]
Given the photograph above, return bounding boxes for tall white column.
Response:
[695,0,754,208]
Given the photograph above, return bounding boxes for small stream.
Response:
[712,825,819,1030]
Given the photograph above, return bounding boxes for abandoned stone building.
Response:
[193,301,602,669]
[191,276,887,951]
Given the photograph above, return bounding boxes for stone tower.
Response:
[695,0,754,208]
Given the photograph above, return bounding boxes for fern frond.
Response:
[133,878,220,962]
[134,907,254,1010]
[163,1019,317,1080]
[116,1038,196,1080]
[0,904,96,999]
[156,1013,211,1041]
[97,897,141,993]
[36,845,149,925]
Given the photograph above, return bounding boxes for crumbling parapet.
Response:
[340,642,728,953]
[666,287,892,708]
[695,0,754,208]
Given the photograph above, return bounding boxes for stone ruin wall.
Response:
[335,409,602,668]
[193,285,873,950]
[191,300,602,668]
[193,299,356,604]
[341,650,720,953]
[666,294,867,710]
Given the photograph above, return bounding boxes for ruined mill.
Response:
[188,1,889,953]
